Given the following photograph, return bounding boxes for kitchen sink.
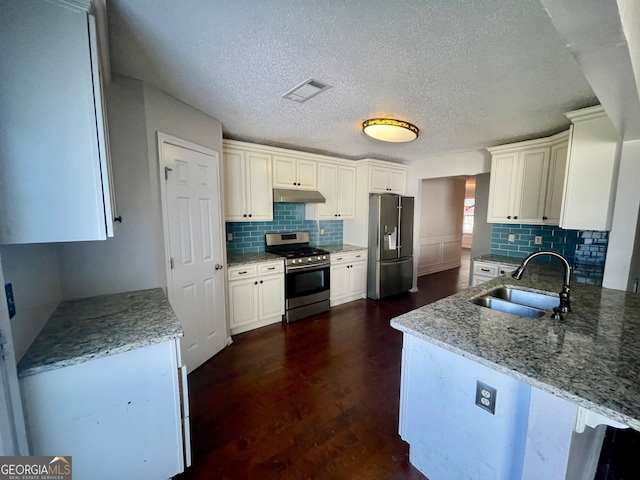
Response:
[485,287,559,311]
[471,287,559,319]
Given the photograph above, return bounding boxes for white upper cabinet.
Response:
[0,0,117,244]
[273,155,317,190]
[306,163,356,220]
[223,146,273,222]
[370,165,406,194]
[560,106,621,231]
[487,146,550,224]
[487,130,571,226]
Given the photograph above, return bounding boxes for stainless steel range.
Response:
[265,232,330,323]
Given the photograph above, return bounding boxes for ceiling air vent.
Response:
[282,78,332,103]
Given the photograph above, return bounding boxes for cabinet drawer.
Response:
[473,263,498,277]
[472,275,495,286]
[331,253,349,265]
[259,261,284,275]
[348,251,367,262]
[228,265,257,280]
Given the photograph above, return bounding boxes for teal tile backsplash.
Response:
[490,224,608,268]
[226,203,343,254]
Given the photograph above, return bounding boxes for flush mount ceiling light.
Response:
[362,118,419,142]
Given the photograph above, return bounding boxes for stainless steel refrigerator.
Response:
[367,194,415,300]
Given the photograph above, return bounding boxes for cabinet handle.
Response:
[543,216,548,220]
[293,182,296,186]
[114,216,122,223]
[338,214,341,217]
[500,270,506,274]
[480,268,490,272]
[248,214,252,217]
[267,267,276,270]
[238,271,248,275]
[254,281,258,285]
[507,215,512,219]
[335,214,338,217]
[260,280,263,284]
[243,214,247,218]
[514,216,518,220]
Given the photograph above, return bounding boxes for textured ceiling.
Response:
[107,0,598,163]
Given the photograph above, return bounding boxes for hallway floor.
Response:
[177,260,472,480]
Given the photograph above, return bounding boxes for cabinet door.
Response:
[223,150,248,220]
[388,168,406,194]
[330,264,349,303]
[316,164,338,219]
[515,148,549,224]
[246,152,273,221]
[487,153,518,223]
[337,166,356,218]
[544,142,568,225]
[296,159,317,190]
[348,261,367,297]
[228,279,258,327]
[0,1,113,243]
[370,167,390,193]
[273,156,297,188]
[258,274,285,320]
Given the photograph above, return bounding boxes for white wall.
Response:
[417,178,465,276]
[142,82,224,290]
[57,76,159,299]
[406,149,492,289]
[603,139,640,290]
[57,76,224,299]
[0,244,61,361]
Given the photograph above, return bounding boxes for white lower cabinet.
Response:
[228,260,285,334]
[20,340,189,480]
[330,250,367,306]
[472,260,517,286]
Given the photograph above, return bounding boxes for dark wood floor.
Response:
[176,256,471,480]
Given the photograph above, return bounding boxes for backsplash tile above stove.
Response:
[226,203,343,254]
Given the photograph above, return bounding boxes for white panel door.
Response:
[317,164,338,219]
[388,169,406,194]
[544,142,568,225]
[258,275,285,320]
[516,148,549,223]
[296,159,317,189]
[487,153,518,222]
[273,156,297,188]
[330,264,349,304]
[337,166,356,218]
[246,152,273,220]
[229,279,258,327]
[162,141,227,373]
[349,262,367,297]
[223,149,247,220]
[370,167,390,193]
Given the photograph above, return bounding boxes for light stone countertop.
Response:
[391,272,640,431]
[227,251,282,267]
[18,288,183,378]
[226,244,367,267]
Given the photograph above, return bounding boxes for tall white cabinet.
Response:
[223,146,273,221]
[0,0,117,244]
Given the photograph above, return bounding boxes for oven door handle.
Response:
[286,263,330,272]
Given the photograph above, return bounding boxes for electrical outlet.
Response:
[508,233,516,243]
[5,283,15,319]
[227,232,233,241]
[475,381,497,414]
[320,228,325,235]
[534,236,543,245]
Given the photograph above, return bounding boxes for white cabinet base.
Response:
[20,340,186,480]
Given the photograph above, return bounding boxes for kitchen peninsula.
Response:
[17,289,189,480]
[391,272,640,480]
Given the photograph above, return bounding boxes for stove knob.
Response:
[292,259,296,264]
[307,257,312,262]
[322,255,327,260]
[317,256,321,260]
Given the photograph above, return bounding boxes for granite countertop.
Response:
[226,244,367,266]
[391,272,640,431]
[227,251,282,267]
[18,288,183,378]
[321,244,367,254]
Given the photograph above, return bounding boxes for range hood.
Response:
[273,188,326,203]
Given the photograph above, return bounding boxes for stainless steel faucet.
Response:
[512,250,572,318]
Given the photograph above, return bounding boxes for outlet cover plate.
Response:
[534,236,543,245]
[508,233,516,242]
[476,381,497,414]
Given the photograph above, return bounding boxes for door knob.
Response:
[215,264,223,270]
